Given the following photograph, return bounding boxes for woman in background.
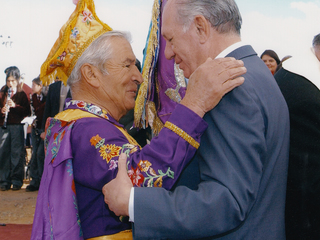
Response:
[261,49,281,75]
[0,66,30,191]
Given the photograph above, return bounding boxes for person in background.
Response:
[26,76,46,192]
[40,78,71,139]
[274,33,320,240]
[313,33,320,61]
[260,49,281,75]
[103,0,290,239]
[0,66,31,191]
[19,77,33,149]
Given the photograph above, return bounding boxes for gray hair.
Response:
[175,0,242,35]
[313,33,320,47]
[68,30,132,87]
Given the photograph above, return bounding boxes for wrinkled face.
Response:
[261,55,278,75]
[162,1,204,78]
[32,82,42,94]
[6,76,18,89]
[99,37,143,117]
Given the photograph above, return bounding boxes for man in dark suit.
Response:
[274,34,320,239]
[41,79,71,131]
[103,0,290,239]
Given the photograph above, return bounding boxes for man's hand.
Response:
[102,153,133,216]
[181,57,246,117]
[40,132,46,140]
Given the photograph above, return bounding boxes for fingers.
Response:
[181,56,246,117]
[117,153,128,177]
[102,152,132,217]
[8,99,14,107]
[222,66,247,82]
[216,59,245,76]
[211,57,246,84]
[222,76,245,94]
[1,106,8,113]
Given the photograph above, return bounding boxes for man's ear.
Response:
[80,63,100,88]
[194,15,210,44]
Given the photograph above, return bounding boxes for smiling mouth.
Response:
[128,90,137,95]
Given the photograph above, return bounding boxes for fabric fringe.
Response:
[134,0,161,133]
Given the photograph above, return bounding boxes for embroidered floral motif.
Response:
[128,166,144,186]
[138,160,152,172]
[154,176,163,187]
[67,100,109,120]
[90,134,121,163]
[99,144,122,163]
[121,143,137,157]
[76,101,86,108]
[49,62,64,68]
[72,195,83,237]
[44,119,56,152]
[81,10,94,25]
[71,27,79,39]
[50,147,58,163]
[45,119,74,162]
[109,160,118,170]
[121,144,175,187]
[129,159,174,187]
[67,160,73,177]
[57,51,67,61]
[90,134,105,149]
[51,130,66,163]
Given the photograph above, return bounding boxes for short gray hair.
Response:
[175,0,242,35]
[68,30,132,87]
[313,33,320,47]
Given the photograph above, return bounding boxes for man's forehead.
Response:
[108,55,136,66]
[109,38,136,63]
[162,2,176,37]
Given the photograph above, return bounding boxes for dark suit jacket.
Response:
[133,45,290,239]
[41,81,71,129]
[275,68,320,240]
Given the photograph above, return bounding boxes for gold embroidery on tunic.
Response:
[164,121,200,149]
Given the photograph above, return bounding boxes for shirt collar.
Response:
[215,41,245,59]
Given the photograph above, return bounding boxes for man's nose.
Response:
[133,66,143,84]
[164,42,175,60]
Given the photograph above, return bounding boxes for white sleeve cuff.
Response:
[128,187,134,222]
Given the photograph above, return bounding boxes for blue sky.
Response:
[1,0,320,87]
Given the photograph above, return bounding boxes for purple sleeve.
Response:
[72,104,208,190]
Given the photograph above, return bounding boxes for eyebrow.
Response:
[123,58,136,64]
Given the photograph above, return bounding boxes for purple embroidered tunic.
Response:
[31,100,207,239]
